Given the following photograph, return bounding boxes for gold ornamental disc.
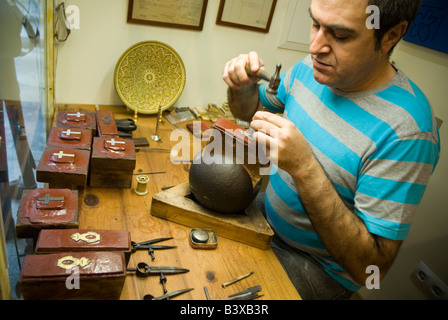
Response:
[114,41,186,114]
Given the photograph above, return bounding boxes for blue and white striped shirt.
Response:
[259,55,440,291]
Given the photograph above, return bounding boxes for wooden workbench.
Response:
[54,104,301,301]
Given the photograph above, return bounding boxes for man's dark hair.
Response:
[368,0,422,52]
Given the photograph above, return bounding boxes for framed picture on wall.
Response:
[216,0,277,33]
[127,0,208,31]
[403,0,448,54]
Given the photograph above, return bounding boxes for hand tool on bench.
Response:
[222,271,254,288]
[226,285,262,300]
[127,262,189,278]
[131,237,177,261]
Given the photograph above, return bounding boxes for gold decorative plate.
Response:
[114,41,186,114]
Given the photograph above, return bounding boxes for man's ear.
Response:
[381,21,408,54]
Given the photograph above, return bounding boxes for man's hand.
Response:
[223,51,265,121]
[250,111,314,177]
[223,51,265,90]
[251,112,403,286]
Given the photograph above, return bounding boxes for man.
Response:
[223,0,440,299]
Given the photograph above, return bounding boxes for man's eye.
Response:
[333,33,348,41]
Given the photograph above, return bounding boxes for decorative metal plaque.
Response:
[57,256,91,270]
[114,41,186,114]
[71,231,101,244]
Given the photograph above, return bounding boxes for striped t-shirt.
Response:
[259,55,440,291]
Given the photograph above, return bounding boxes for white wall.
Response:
[55,0,306,108]
[359,42,448,300]
[56,0,448,299]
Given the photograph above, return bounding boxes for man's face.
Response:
[309,0,383,92]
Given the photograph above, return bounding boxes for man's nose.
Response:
[310,29,331,55]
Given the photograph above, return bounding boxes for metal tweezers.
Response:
[131,237,177,260]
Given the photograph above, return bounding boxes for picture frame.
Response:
[403,0,448,54]
[127,0,208,31]
[216,0,277,33]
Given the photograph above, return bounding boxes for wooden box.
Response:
[36,146,90,189]
[96,110,119,137]
[20,251,126,300]
[89,137,136,188]
[35,229,132,264]
[56,111,97,135]
[16,188,78,239]
[46,127,93,150]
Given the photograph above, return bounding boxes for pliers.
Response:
[131,237,177,261]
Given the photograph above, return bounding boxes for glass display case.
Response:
[0,0,52,299]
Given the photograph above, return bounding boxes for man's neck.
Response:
[338,60,397,93]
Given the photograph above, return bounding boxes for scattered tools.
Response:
[222,271,254,288]
[202,284,262,300]
[164,107,195,128]
[127,262,189,278]
[131,237,177,260]
[226,285,263,300]
[160,273,167,294]
[137,265,193,301]
[164,114,182,129]
[135,147,171,153]
[204,286,211,300]
[133,171,166,175]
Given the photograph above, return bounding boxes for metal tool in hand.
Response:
[245,63,282,95]
[131,237,177,261]
[127,262,189,278]
[143,288,194,300]
[151,105,163,142]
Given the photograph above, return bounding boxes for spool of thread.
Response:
[134,175,149,196]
